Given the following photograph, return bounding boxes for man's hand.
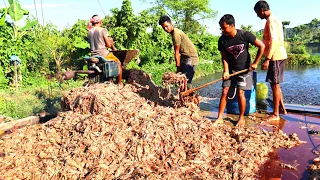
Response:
[223,71,230,80]
[249,63,258,71]
[261,60,269,70]
[104,36,114,49]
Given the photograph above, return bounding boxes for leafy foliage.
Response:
[147,0,217,34]
[287,18,320,43]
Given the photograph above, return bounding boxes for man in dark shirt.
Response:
[214,14,265,127]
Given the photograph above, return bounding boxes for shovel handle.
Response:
[181,69,249,97]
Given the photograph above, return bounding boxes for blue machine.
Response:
[84,55,119,78]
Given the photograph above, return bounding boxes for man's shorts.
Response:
[266,59,286,84]
[222,70,253,90]
[180,57,197,83]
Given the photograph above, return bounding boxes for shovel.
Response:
[181,69,249,97]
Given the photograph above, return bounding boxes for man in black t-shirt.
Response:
[213,14,265,127]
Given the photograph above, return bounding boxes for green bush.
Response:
[307,55,320,65]
[0,91,45,118]
[287,53,311,65]
[290,44,307,54]
[0,66,9,89]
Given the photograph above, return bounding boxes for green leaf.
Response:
[20,20,37,31]
[74,42,89,49]
[0,9,7,26]
[8,0,28,22]
[0,38,4,46]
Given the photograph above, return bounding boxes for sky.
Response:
[1,0,319,36]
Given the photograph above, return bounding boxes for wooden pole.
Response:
[181,69,249,97]
[14,61,18,89]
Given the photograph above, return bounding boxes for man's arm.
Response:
[174,45,181,73]
[250,39,265,70]
[103,36,116,50]
[221,52,230,80]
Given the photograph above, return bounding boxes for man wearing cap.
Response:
[87,14,122,84]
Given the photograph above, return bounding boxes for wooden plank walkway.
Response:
[266,98,320,114]
[0,116,40,135]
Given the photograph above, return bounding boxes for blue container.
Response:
[226,71,257,115]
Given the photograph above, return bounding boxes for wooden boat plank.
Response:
[266,98,320,114]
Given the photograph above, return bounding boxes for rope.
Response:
[36,0,53,97]
[40,0,45,26]
[97,0,106,17]
[33,0,39,23]
[302,104,320,155]
[228,87,237,100]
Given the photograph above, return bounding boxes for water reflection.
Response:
[259,113,320,179]
[259,148,282,180]
[306,45,320,55]
[258,118,289,180]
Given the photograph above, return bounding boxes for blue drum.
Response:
[226,71,257,115]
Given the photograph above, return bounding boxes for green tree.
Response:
[289,18,320,43]
[144,0,217,34]
[62,20,90,70]
[0,0,37,88]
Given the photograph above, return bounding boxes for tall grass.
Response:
[0,80,84,119]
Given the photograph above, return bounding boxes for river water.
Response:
[192,64,320,179]
[193,65,320,107]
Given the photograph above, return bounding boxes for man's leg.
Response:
[180,61,196,84]
[185,65,196,84]
[267,82,281,121]
[213,86,230,125]
[265,59,286,120]
[117,62,123,85]
[279,88,287,114]
[235,71,253,126]
[236,89,246,126]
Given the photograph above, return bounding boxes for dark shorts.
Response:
[180,57,197,83]
[222,70,253,90]
[266,59,286,84]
